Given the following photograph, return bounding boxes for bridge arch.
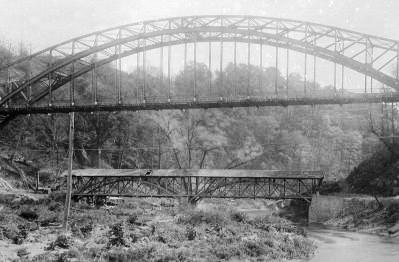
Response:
[1,15,399,125]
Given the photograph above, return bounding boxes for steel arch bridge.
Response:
[1,15,399,128]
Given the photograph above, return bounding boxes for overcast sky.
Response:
[0,0,398,51]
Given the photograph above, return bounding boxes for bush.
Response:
[152,223,186,244]
[177,209,226,226]
[14,224,29,244]
[17,248,30,257]
[108,223,127,248]
[249,215,291,231]
[48,201,62,212]
[278,234,315,259]
[127,214,138,224]
[230,211,248,223]
[186,226,196,240]
[2,223,19,240]
[104,243,159,261]
[56,252,69,262]
[240,240,269,257]
[211,243,241,260]
[71,219,94,239]
[80,222,94,238]
[47,234,72,250]
[57,248,81,261]
[39,213,61,227]
[19,210,38,221]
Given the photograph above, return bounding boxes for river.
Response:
[241,209,399,261]
[304,226,399,262]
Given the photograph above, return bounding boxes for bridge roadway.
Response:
[69,169,324,202]
[2,94,399,116]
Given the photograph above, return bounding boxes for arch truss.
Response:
[1,15,399,127]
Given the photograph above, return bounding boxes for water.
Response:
[305,226,399,262]
[242,209,399,262]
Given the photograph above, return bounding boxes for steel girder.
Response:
[1,15,399,125]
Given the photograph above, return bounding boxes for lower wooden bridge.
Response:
[69,169,324,202]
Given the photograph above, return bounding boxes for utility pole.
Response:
[63,112,75,231]
[158,126,161,169]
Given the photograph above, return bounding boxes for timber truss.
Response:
[70,169,324,201]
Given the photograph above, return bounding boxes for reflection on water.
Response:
[306,226,399,262]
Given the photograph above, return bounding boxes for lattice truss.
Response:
[0,16,399,125]
[72,173,323,201]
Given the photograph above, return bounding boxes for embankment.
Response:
[309,194,399,236]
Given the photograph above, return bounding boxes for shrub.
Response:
[292,235,316,258]
[152,245,189,262]
[177,209,226,226]
[230,211,248,223]
[80,222,94,238]
[240,240,268,257]
[249,215,291,231]
[104,243,160,261]
[2,223,19,240]
[127,214,138,224]
[152,223,186,244]
[48,201,62,212]
[107,223,127,248]
[71,219,94,239]
[14,224,29,244]
[56,248,81,261]
[19,209,38,221]
[211,243,241,260]
[56,252,69,262]
[17,247,30,257]
[39,213,60,227]
[84,247,104,260]
[47,234,72,250]
[278,234,315,259]
[186,226,196,240]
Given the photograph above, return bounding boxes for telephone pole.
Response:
[63,112,75,231]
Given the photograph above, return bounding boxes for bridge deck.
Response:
[68,169,324,179]
[3,94,399,116]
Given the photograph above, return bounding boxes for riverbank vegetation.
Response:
[0,194,315,261]
[319,196,399,236]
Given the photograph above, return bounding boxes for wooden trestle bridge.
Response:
[69,169,324,202]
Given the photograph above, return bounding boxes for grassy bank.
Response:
[0,194,315,261]
[318,196,399,236]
